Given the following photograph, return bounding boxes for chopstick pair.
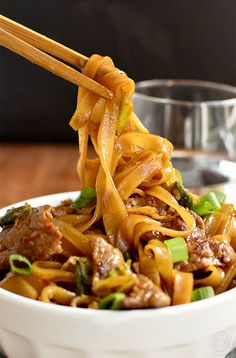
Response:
[0,14,113,99]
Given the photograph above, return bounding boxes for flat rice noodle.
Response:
[116,152,163,200]
[69,92,98,130]
[172,270,193,305]
[115,132,173,157]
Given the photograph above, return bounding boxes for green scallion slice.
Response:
[71,188,96,209]
[123,252,130,262]
[164,236,189,263]
[204,192,221,209]
[75,258,92,295]
[9,254,32,275]
[191,286,215,302]
[213,191,226,205]
[175,182,193,209]
[98,293,126,310]
[192,191,225,216]
[192,201,216,216]
[117,99,133,134]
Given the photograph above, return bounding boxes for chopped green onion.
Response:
[204,192,221,209]
[71,188,96,209]
[123,252,130,262]
[75,258,92,295]
[98,293,126,310]
[192,191,224,216]
[192,201,215,216]
[0,205,31,227]
[164,237,189,263]
[191,286,215,302]
[117,99,133,135]
[213,191,226,205]
[9,254,32,275]
[175,182,193,209]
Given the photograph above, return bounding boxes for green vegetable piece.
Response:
[117,99,133,135]
[75,258,92,295]
[192,191,225,217]
[71,188,96,209]
[123,252,130,262]
[204,192,221,209]
[212,191,226,205]
[192,201,216,216]
[0,205,31,227]
[191,286,215,302]
[175,182,193,210]
[9,254,32,275]
[164,237,189,263]
[98,293,126,310]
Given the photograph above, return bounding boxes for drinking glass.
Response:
[133,79,236,188]
[133,79,236,157]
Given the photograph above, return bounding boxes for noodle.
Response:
[39,285,76,305]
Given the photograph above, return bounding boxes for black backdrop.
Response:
[1,0,236,142]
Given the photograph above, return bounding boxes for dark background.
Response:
[1,0,236,142]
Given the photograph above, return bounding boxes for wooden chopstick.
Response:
[0,14,88,69]
[0,16,113,99]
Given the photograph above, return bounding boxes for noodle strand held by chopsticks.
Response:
[70,54,192,241]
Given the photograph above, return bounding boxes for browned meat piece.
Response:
[177,237,235,272]
[142,230,165,241]
[141,216,187,242]
[141,211,187,243]
[52,201,76,217]
[163,215,187,231]
[124,195,168,215]
[91,237,130,284]
[175,212,235,272]
[0,205,62,269]
[208,239,235,265]
[122,274,171,309]
[125,194,186,242]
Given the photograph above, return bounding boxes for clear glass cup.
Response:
[132,79,236,188]
[133,79,236,157]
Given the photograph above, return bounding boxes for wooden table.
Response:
[0,143,82,208]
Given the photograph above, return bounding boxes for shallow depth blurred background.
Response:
[1,0,236,142]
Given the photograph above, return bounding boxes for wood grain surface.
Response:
[0,143,82,208]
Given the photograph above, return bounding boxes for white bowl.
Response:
[0,192,236,358]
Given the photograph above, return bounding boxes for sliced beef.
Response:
[176,212,235,271]
[124,195,168,215]
[142,230,165,242]
[141,216,187,243]
[122,274,171,309]
[176,237,234,272]
[91,236,130,283]
[125,194,185,242]
[0,205,62,270]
